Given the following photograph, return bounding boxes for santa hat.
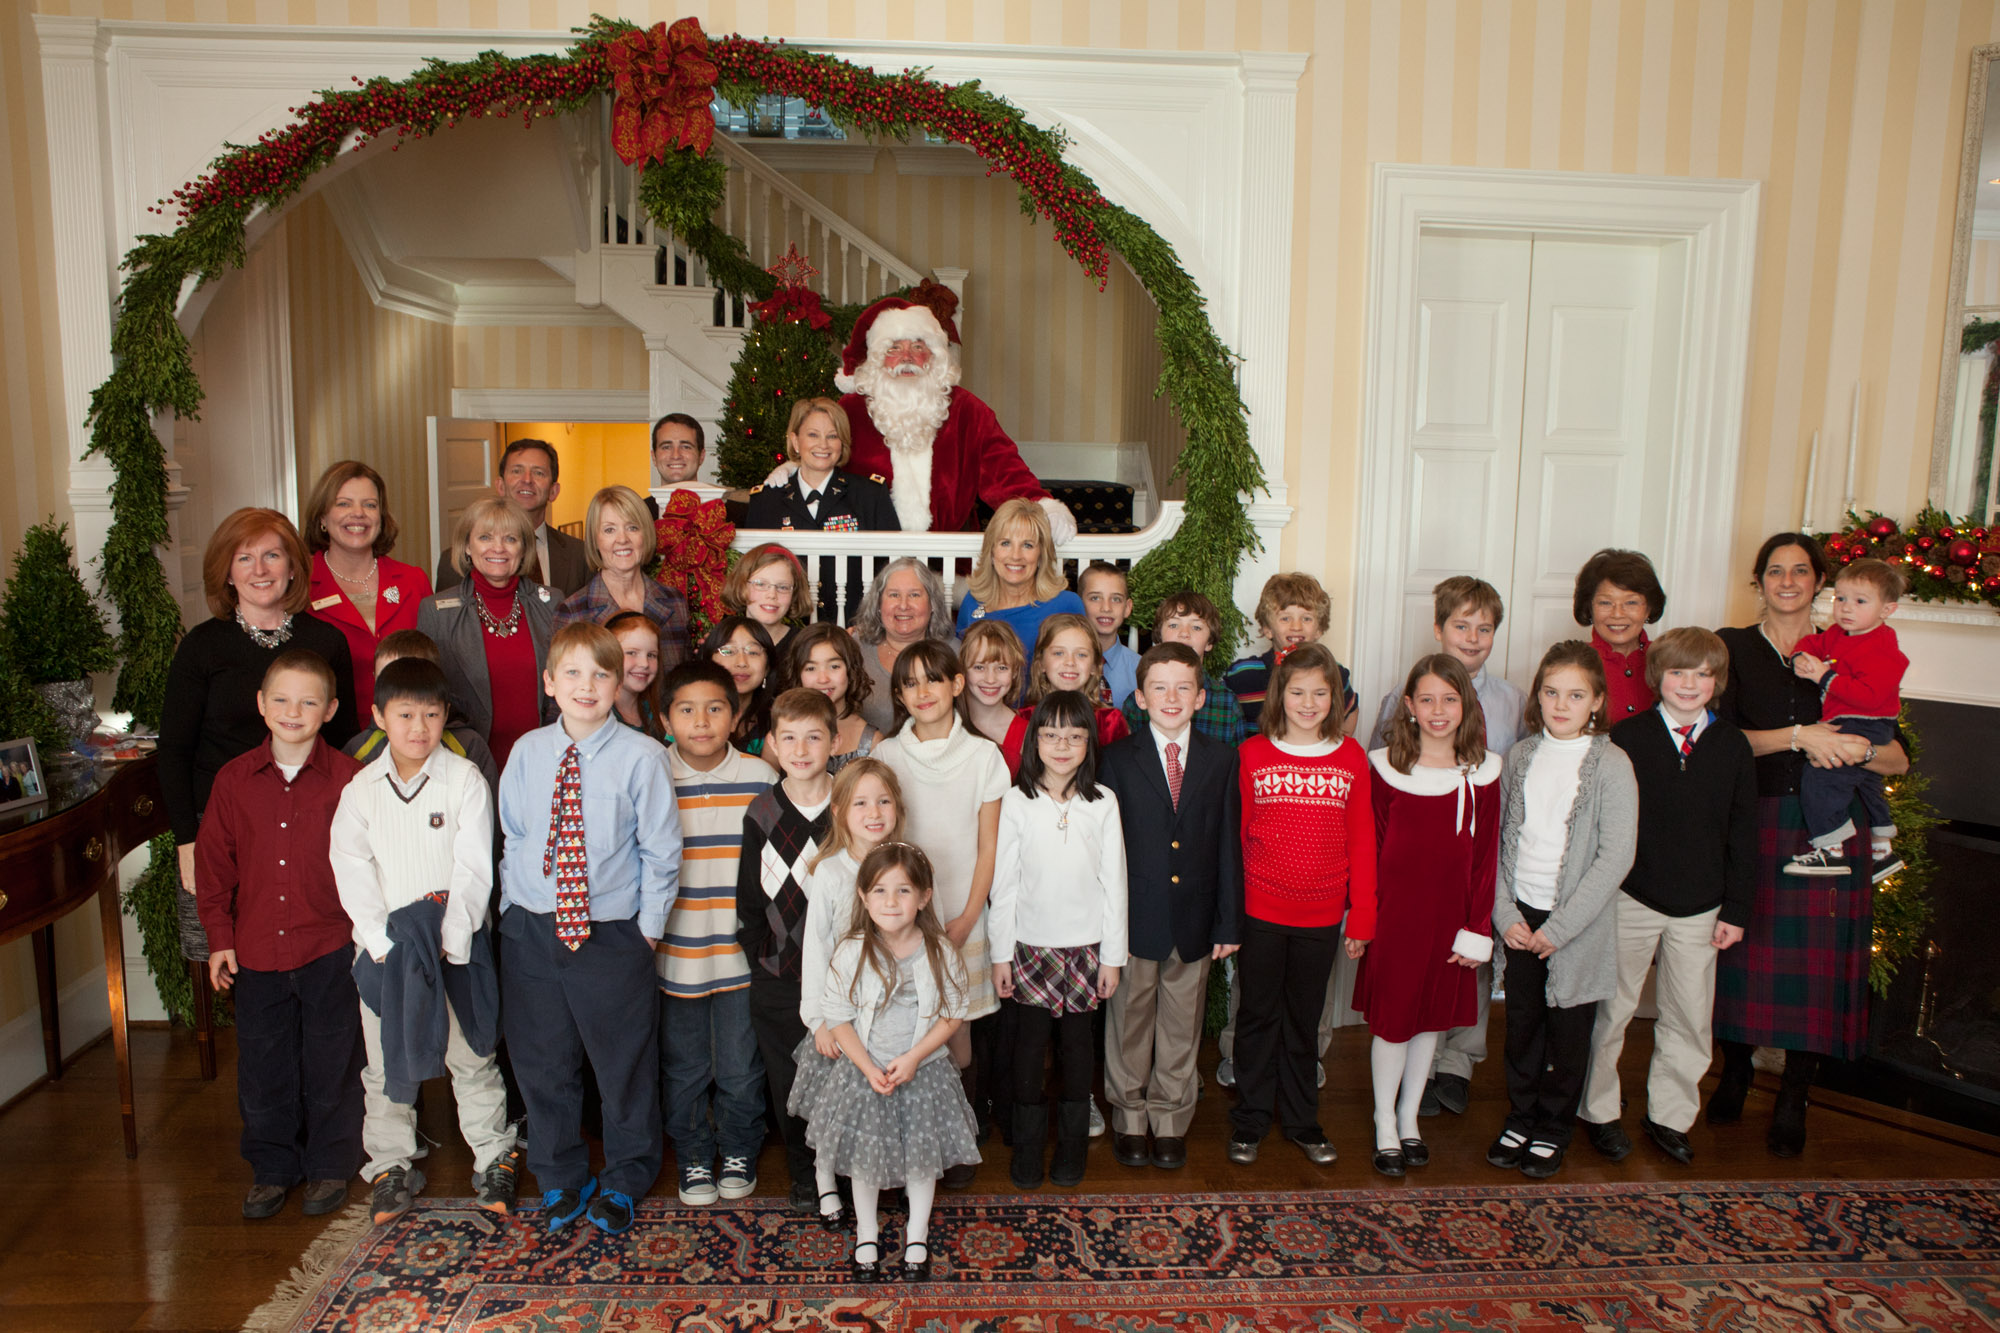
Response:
[834,281,961,393]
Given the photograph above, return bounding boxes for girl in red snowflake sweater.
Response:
[1227,644,1377,1166]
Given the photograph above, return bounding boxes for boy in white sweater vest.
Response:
[330,657,518,1225]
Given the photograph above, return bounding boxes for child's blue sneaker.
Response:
[587,1188,636,1235]
[540,1177,597,1235]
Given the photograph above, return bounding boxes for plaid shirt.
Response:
[554,573,692,670]
[1119,672,1250,746]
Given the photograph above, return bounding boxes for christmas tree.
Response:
[714,247,845,489]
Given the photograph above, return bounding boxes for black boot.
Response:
[963,1064,992,1146]
[1706,1040,1755,1126]
[1010,1103,1047,1189]
[1767,1050,1816,1158]
[1050,1100,1091,1187]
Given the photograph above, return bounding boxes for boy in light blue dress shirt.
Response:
[498,622,683,1236]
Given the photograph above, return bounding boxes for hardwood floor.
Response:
[3,1018,1995,1332]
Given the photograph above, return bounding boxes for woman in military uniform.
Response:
[744,397,900,623]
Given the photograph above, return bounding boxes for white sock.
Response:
[851,1179,880,1249]
[1369,1036,1406,1152]
[904,1174,936,1250]
[815,1161,839,1218]
[1398,1032,1440,1141]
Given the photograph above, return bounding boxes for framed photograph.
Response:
[0,737,48,814]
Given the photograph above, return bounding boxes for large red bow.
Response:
[654,488,734,634]
[747,284,832,331]
[609,18,719,165]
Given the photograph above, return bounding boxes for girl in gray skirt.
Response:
[790,842,981,1281]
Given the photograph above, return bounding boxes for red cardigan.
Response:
[1237,735,1377,934]
[1793,623,1907,720]
[308,551,431,719]
[1592,630,1654,725]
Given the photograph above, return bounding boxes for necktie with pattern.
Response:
[1674,723,1696,759]
[1165,740,1184,811]
[544,742,591,949]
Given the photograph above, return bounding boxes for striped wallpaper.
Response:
[452,322,652,392]
[2,0,1997,1022]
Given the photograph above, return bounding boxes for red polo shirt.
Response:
[195,736,361,972]
[1593,630,1654,724]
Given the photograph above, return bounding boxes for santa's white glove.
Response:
[1039,496,1078,546]
[763,461,796,489]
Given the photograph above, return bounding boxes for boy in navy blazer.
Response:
[1097,642,1243,1169]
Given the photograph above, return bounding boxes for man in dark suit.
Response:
[435,439,589,597]
[644,413,706,520]
[1096,642,1243,1171]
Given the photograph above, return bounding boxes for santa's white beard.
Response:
[853,355,958,532]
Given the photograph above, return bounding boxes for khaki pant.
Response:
[1104,950,1211,1137]
[1580,893,1720,1134]
[360,996,516,1181]
[1431,962,1491,1080]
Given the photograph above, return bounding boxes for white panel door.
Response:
[1398,233,1532,690]
[1502,240,1663,681]
[427,418,502,574]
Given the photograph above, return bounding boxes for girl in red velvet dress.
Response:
[1355,654,1501,1178]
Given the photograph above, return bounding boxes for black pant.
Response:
[499,909,662,1197]
[232,946,364,1185]
[747,972,816,1186]
[1502,901,1598,1146]
[1012,1001,1096,1106]
[1229,916,1341,1141]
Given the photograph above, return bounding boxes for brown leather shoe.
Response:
[1149,1136,1187,1170]
[1112,1132,1151,1168]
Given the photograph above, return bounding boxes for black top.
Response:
[157,616,359,845]
[1715,624,1831,798]
[1097,728,1244,961]
[1609,710,1759,925]
[743,470,900,532]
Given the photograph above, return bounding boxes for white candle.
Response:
[1802,429,1819,530]
[1845,382,1860,517]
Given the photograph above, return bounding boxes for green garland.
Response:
[1871,711,1937,995]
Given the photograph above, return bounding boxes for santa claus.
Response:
[829,287,1077,542]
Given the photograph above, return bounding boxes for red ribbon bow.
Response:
[747,284,833,331]
[608,17,719,165]
[654,488,734,634]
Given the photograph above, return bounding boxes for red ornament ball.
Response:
[1866,516,1899,539]
[1917,535,1936,550]
[1947,538,1979,567]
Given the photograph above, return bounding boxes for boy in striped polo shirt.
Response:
[657,660,775,1207]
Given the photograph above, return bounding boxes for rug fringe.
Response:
[240,1200,373,1333]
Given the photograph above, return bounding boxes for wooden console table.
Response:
[0,753,164,1156]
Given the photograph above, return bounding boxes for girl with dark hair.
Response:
[701,616,775,755]
[990,691,1127,1189]
[1356,654,1502,1177]
[788,842,980,1281]
[780,622,880,774]
[1708,532,1908,1157]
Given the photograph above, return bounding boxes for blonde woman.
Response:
[952,497,1085,655]
[555,483,690,669]
[744,398,898,624]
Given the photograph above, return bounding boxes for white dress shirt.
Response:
[990,784,1129,966]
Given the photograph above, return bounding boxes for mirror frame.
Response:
[1934,42,2000,505]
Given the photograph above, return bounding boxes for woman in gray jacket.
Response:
[1488,641,1638,1179]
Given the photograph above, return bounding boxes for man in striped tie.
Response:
[498,622,683,1236]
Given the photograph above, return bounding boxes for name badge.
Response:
[310,594,341,611]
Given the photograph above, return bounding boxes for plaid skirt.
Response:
[1714,795,1874,1061]
[1013,943,1101,1016]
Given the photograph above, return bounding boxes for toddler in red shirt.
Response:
[1785,558,1907,878]
[194,649,363,1221]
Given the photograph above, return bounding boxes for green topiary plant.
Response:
[0,649,68,753]
[2,519,118,683]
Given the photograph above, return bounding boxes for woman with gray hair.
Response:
[851,556,959,735]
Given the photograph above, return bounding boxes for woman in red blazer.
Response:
[303,460,432,718]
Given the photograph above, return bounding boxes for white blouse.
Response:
[989,784,1129,966]
[1513,732,1590,911]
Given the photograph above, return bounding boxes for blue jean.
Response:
[1799,716,1897,845]
[659,986,766,1165]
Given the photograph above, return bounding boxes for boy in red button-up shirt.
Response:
[195,649,363,1221]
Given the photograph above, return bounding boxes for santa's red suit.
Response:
[840,386,1047,533]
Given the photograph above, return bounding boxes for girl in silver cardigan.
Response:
[1488,642,1639,1179]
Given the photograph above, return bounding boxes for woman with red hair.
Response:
[301,460,431,717]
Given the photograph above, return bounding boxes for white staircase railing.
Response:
[594,96,927,321]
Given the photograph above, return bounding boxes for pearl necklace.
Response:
[236,609,294,649]
[328,556,377,588]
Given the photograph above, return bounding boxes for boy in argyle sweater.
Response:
[736,687,838,1212]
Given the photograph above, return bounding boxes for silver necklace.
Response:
[236,609,294,649]
[475,586,524,638]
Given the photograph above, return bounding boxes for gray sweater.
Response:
[1491,733,1639,1009]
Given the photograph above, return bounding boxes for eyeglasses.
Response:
[746,577,794,596]
[714,646,765,661]
[1036,729,1089,749]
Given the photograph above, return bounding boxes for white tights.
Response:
[1370,1032,1441,1151]
[846,1174,938,1257]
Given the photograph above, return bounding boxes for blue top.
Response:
[954,589,1087,654]
[499,717,683,940]
[1102,641,1140,710]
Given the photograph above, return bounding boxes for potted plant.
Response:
[1,520,117,748]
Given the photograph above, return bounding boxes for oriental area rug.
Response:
[255,1180,2000,1332]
